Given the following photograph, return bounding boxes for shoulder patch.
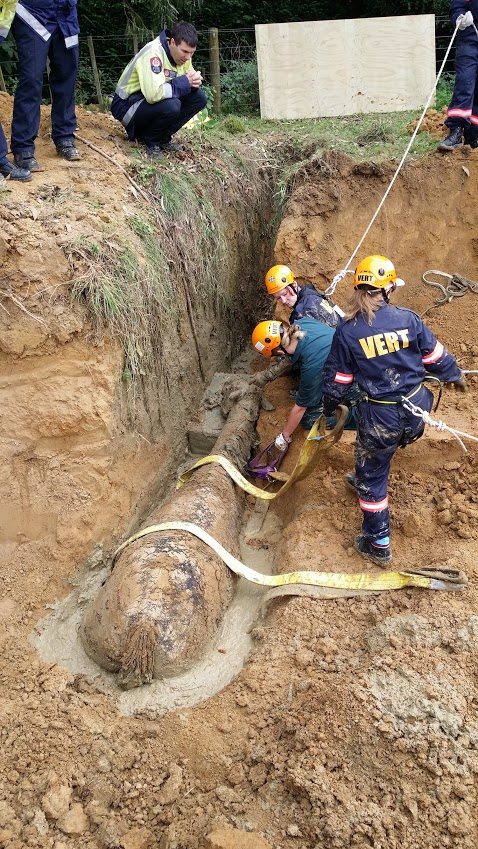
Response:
[150,56,163,74]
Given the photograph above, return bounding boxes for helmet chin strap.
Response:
[382,282,396,303]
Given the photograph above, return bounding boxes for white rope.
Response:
[325,23,461,297]
[401,397,478,453]
[462,370,478,374]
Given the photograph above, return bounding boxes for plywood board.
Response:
[255,16,435,119]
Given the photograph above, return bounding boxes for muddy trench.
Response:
[1,133,478,849]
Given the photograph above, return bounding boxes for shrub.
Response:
[220,60,260,115]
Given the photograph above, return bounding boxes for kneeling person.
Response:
[264,264,344,328]
[111,21,207,158]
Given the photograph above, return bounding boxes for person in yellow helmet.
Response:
[264,264,344,329]
[252,318,357,450]
[0,0,31,181]
[322,255,465,565]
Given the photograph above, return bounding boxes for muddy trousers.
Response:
[133,88,207,146]
[353,385,433,546]
[0,121,7,164]
[11,19,79,155]
[445,36,478,140]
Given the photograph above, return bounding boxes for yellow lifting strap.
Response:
[112,520,467,595]
[177,405,349,500]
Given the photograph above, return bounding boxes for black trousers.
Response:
[133,88,207,146]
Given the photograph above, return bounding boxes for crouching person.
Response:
[251,317,357,451]
[111,21,207,159]
[322,255,465,565]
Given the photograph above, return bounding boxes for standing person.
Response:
[251,318,357,451]
[264,264,344,328]
[0,0,31,181]
[11,0,81,171]
[438,2,478,150]
[322,255,465,564]
[111,21,207,160]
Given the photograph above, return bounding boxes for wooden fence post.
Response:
[87,35,105,112]
[0,66,6,92]
[132,35,139,55]
[208,27,221,114]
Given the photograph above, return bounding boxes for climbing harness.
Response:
[247,440,289,480]
[177,405,349,500]
[112,520,467,598]
[400,396,478,453]
[365,375,442,412]
[325,21,463,298]
[420,270,478,318]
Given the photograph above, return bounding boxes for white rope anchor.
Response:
[401,397,478,453]
[325,21,463,298]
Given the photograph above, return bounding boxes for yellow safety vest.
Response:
[115,35,193,105]
[0,0,18,40]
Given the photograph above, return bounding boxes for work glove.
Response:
[449,377,467,392]
[457,11,474,29]
[275,432,291,451]
[322,396,338,418]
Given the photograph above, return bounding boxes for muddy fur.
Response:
[80,377,264,686]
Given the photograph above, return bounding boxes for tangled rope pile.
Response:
[420,270,478,318]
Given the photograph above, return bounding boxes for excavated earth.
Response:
[1,90,478,849]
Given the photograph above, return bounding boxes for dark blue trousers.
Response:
[0,121,8,164]
[11,18,79,155]
[353,385,433,545]
[132,88,207,146]
[445,37,478,140]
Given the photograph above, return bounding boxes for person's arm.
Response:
[321,330,355,411]
[450,0,472,26]
[136,48,191,103]
[0,0,18,41]
[416,317,464,386]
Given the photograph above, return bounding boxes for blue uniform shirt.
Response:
[291,318,336,408]
[322,303,462,403]
[290,284,340,328]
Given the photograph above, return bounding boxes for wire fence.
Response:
[0,19,455,111]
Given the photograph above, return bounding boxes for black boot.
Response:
[14,152,40,172]
[437,127,463,152]
[355,534,392,564]
[56,141,81,161]
[0,159,32,182]
[464,132,478,149]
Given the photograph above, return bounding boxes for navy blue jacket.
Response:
[322,303,462,404]
[290,284,340,328]
[15,1,79,44]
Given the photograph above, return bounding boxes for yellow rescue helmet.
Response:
[264,264,295,295]
[354,255,404,290]
[251,320,282,357]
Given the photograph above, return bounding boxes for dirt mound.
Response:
[1,90,478,849]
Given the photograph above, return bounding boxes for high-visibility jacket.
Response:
[111,29,194,139]
[0,0,18,41]
[14,0,79,48]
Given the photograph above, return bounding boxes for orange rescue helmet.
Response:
[251,320,282,357]
[354,255,404,290]
[265,264,295,295]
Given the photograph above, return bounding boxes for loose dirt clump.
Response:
[1,90,478,849]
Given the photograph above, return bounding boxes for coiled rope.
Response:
[401,396,478,453]
[420,270,478,317]
[325,21,464,297]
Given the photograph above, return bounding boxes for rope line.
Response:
[420,270,478,317]
[325,22,461,297]
[401,397,478,453]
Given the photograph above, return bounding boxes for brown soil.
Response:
[1,93,478,849]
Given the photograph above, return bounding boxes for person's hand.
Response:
[322,396,338,417]
[275,432,291,451]
[457,11,473,29]
[449,377,467,392]
[186,70,203,88]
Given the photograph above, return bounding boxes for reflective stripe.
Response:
[121,97,144,128]
[471,115,478,125]
[422,341,443,365]
[163,82,172,98]
[359,495,389,512]
[0,26,9,37]
[15,3,51,40]
[116,41,156,98]
[64,34,78,48]
[373,536,390,547]
[447,107,472,117]
[335,371,354,384]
